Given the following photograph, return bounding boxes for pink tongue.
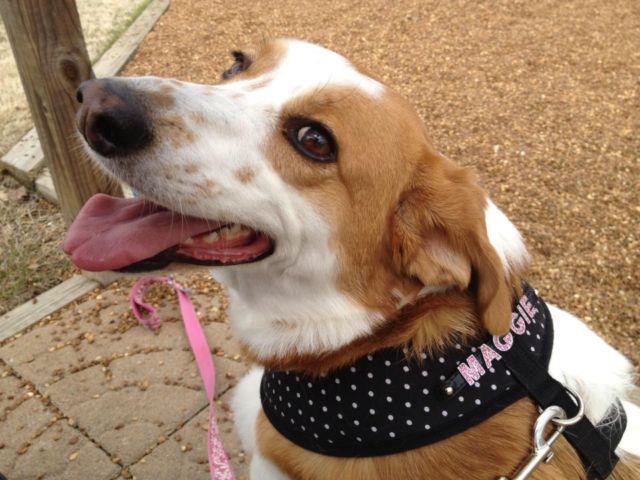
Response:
[63,194,221,271]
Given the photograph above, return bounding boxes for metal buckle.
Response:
[496,389,585,480]
[548,388,585,427]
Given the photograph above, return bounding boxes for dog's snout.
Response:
[76,79,152,157]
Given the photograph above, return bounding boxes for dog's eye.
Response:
[285,119,337,163]
[223,51,251,79]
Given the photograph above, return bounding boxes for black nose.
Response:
[76,79,152,157]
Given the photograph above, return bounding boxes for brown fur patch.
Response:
[235,166,256,184]
[159,83,176,93]
[257,399,640,479]
[155,114,198,148]
[256,84,521,373]
[201,178,217,190]
[192,178,219,197]
[183,162,199,174]
[146,88,176,110]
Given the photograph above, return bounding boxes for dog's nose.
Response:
[76,79,152,157]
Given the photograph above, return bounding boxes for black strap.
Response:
[501,343,620,479]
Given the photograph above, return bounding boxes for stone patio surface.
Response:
[0,274,250,480]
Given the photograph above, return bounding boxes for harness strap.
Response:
[130,276,236,480]
[500,343,622,479]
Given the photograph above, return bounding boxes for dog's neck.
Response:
[229,283,483,375]
[214,197,526,374]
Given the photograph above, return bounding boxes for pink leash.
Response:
[129,276,236,480]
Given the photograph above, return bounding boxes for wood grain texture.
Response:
[0,275,98,342]
[34,167,57,203]
[0,128,43,184]
[0,0,121,224]
[0,0,170,187]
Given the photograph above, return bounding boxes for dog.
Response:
[65,38,640,479]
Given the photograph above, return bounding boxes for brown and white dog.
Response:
[65,39,640,479]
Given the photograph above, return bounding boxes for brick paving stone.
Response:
[0,395,117,480]
[40,350,246,465]
[129,388,249,480]
[0,299,242,391]
[0,370,25,416]
[0,397,51,461]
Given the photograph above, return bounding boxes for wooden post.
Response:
[0,0,122,224]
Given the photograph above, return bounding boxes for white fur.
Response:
[233,367,292,479]
[485,199,530,275]
[250,453,292,480]
[231,367,264,455]
[619,400,640,456]
[547,304,638,457]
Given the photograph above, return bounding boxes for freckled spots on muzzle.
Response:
[235,166,256,184]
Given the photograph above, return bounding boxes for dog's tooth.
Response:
[229,224,242,235]
[219,226,232,239]
[205,231,220,243]
[183,237,194,245]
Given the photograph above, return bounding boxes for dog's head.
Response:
[65,39,528,365]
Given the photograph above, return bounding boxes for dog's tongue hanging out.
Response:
[63,194,272,272]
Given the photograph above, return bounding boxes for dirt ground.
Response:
[0,175,74,315]
[123,0,639,363]
[0,0,150,157]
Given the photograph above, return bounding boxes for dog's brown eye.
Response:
[223,51,251,79]
[285,119,337,163]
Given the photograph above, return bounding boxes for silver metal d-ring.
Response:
[550,387,585,427]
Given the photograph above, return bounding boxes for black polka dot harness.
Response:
[260,284,626,478]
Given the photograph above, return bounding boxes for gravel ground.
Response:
[0,0,150,156]
[122,0,639,363]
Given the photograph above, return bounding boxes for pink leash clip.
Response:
[130,276,236,480]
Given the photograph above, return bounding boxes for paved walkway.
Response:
[0,274,250,480]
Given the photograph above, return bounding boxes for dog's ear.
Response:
[390,155,513,335]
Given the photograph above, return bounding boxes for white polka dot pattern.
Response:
[260,284,552,457]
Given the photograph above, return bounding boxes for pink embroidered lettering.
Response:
[458,355,486,386]
[480,344,502,369]
[520,296,538,320]
[511,312,526,334]
[493,333,514,352]
[517,305,533,324]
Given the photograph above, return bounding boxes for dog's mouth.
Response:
[63,194,274,272]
